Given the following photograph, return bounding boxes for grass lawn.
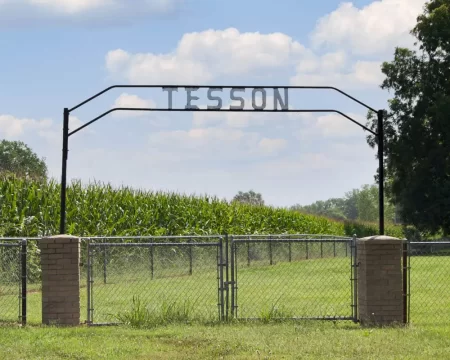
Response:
[1,321,450,359]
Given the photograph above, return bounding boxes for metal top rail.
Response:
[0,237,42,241]
[231,238,353,244]
[0,235,354,241]
[409,241,450,245]
[231,234,353,239]
[89,242,221,247]
[81,235,224,240]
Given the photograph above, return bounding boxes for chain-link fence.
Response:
[6,234,450,327]
[84,236,224,325]
[230,235,356,320]
[408,241,450,325]
[0,239,28,325]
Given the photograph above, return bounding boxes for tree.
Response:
[366,0,450,235]
[232,190,264,206]
[343,189,360,221]
[355,185,379,222]
[0,140,47,180]
[291,198,347,221]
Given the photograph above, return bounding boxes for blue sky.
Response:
[0,0,426,207]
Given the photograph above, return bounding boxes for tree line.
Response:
[289,185,399,224]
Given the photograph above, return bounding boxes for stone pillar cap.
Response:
[44,234,80,240]
[359,235,405,242]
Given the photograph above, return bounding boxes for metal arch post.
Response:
[378,110,385,235]
[60,108,69,235]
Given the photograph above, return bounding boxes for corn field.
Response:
[0,175,404,238]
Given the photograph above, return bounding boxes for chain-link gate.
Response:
[0,239,27,325]
[85,236,225,325]
[84,234,358,325]
[229,235,358,321]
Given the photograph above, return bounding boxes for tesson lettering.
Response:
[162,87,289,110]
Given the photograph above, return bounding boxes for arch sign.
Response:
[61,85,385,235]
[163,87,289,110]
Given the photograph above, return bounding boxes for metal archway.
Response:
[60,85,384,235]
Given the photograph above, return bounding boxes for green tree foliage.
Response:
[290,198,347,221]
[291,184,396,224]
[366,0,450,235]
[0,140,47,180]
[232,190,265,206]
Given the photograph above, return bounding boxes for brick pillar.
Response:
[357,235,405,326]
[39,235,80,326]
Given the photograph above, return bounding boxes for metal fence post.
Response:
[407,239,411,324]
[150,239,154,280]
[225,234,229,321]
[333,241,336,257]
[289,241,292,262]
[20,239,27,326]
[102,246,107,285]
[87,241,92,324]
[269,235,273,265]
[351,234,358,323]
[189,238,193,276]
[321,242,323,258]
[247,236,250,267]
[219,237,225,321]
[402,240,408,324]
[230,237,236,318]
[306,241,309,260]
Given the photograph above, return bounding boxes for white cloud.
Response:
[0,114,52,138]
[352,61,384,85]
[252,153,338,176]
[295,50,348,74]
[105,49,130,74]
[290,49,385,89]
[28,0,113,14]
[315,113,366,138]
[112,93,157,118]
[294,112,368,141]
[148,126,288,158]
[106,27,385,93]
[311,0,427,55]
[30,115,91,144]
[291,59,383,89]
[106,28,306,84]
[149,127,248,150]
[69,115,83,129]
[0,0,182,23]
